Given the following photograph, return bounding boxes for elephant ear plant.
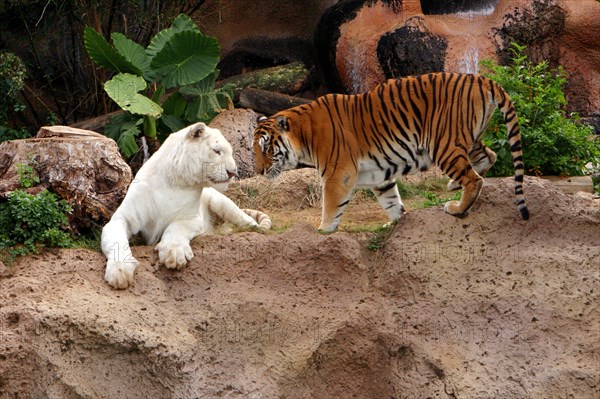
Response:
[84,14,232,159]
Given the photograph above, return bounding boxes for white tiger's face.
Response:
[253,115,298,178]
[163,122,238,190]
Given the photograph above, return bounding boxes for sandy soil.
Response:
[0,176,598,399]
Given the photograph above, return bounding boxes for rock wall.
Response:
[314,0,600,119]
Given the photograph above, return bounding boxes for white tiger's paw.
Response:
[155,241,194,270]
[105,259,138,289]
[447,179,462,191]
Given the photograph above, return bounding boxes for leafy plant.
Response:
[0,159,75,262]
[84,14,232,158]
[481,42,600,176]
[0,189,75,261]
[15,155,40,188]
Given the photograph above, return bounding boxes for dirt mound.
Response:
[0,177,598,398]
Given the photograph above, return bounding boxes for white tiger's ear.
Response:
[187,122,206,139]
[276,115,288,131]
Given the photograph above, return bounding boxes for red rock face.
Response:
[322,0,599,116]
[559,0,600,114]
[336,4,400,93]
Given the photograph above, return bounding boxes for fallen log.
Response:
[239,87,311,115]
[0,126,132,230]
[69,110,123,132]
[216,61,312,102]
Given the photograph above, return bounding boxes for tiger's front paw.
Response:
[105,259,138,289]
[155,241,194,270]
[444,200,469,218]
[317,222,338,234]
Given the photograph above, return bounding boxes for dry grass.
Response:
[226,168,453,232]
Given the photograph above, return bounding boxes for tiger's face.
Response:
[253,115,298,178]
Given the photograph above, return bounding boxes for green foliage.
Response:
[367,222,396,251]
[422,191,461,207]
[15,156,40,188]
[0,51,31,142]
[84,13,232,158]
[0,189,75,261]
[481,42,600,176]
[0,125,31,142]
[0,158,75,261]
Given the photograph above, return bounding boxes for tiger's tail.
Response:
[491,80,530,220]
[241,209,272,230]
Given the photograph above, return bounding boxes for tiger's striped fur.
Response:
[253,72,529,232]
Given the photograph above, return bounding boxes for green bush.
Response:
[0,189,75,259]
[481,42,600,177]
[0,159,74,261]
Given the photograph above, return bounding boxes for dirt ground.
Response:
[0,174,598,399]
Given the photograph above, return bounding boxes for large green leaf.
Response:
[171,13,200,32]
[181,71,232,122]
[160,114,186,133]
[83,27,143,75]
[117,123,141,159]
[104,73,162,116]
[145,14,199,60]
[151,30,220,89]
[111,32,150,74]
[162,92,187,118]
[179,70,218,96]
[105,113,142,158]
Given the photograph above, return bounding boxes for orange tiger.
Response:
[253,72,529,232]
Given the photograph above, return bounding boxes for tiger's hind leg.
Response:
[442,153,484,217]
[373,180,405,224]
[448,143,496,191]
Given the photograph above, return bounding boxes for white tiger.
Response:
[101,122,271,289]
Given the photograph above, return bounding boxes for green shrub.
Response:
[0,159,74,261]
[481,42,600,177]
[0,189,75,260]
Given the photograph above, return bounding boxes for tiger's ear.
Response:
[276,115,288,131]
[257,116,268,123]
[187,122,206,139]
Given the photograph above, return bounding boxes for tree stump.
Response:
[0,126,132,231]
